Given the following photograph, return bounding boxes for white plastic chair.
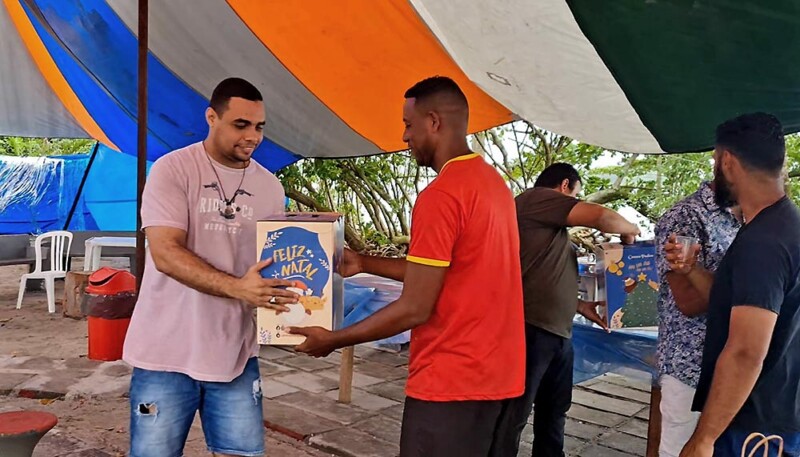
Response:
[16,231,73,313]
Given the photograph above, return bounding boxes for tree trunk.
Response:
[63,271,92,319]
[344,175,387,234]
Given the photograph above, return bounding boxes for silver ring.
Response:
[268,296,278,304]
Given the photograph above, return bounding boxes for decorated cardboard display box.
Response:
[595,241,659,329]
[256,213,344,345]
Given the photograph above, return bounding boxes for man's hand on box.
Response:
[289,326,338,357]
[577,299,610,332]
[339,248,364,278]
[234,259,299,312]
[619,224,641,245]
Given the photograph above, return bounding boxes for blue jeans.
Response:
[129,357,264,457]
[715,428,800,457]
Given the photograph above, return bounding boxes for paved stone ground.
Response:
[0,267,653,456]
[258,347,653,457]
[0,347,652,457]
[0,395,333,457]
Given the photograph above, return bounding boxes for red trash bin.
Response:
[84,267,136,361]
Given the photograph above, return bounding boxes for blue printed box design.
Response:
[260,227,331,298]
[596,241,659,329]
[256,214,343,345]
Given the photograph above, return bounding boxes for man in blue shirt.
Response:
[655,182,739,457]
[666,113,800,457]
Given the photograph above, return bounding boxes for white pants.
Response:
[660,375,701,457]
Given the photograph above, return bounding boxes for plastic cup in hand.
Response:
[675,235,698,267]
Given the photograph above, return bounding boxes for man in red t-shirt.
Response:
[291,76,526,456]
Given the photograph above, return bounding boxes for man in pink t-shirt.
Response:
[123,78,297,457]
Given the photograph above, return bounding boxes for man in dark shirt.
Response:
[496,163,640,457]
[665,112,800,457]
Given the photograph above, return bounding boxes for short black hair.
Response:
[209,77,263,115]
[715,112,785,174]
[404,76,468,110]
[534,163,582,189]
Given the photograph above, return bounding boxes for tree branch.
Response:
[284,188,365,251]
[585,188,629,205]
[478,131,518,186]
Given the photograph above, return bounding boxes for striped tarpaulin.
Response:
[2,0,800,170]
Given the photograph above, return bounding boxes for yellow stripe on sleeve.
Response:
[407,256,450,268]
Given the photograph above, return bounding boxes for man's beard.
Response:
[714,168,736,208]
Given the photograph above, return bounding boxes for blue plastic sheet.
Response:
[572,322,658,385]
[343,275,410,349]
[343,281,378,317]
[82,146,151,231]
[0,146,152,234]
[0,154,97,233]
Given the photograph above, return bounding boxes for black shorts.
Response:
[399,396,513,457]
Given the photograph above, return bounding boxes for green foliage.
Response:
[593,152,714,219]
[473,123,714,222]
[278,152,432,250]
[0,137,95,157]
[259,125,800,248]
[784,135,800,205]
[600,134,800,219]
[472,122,606,195]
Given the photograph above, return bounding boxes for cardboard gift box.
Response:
[256,213,344,345]
[595,241,659,329]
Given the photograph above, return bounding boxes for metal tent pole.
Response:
[135,0,148,291]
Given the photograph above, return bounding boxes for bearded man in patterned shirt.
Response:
[654,181,740,457]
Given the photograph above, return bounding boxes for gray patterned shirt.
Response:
[655,182,740,388]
